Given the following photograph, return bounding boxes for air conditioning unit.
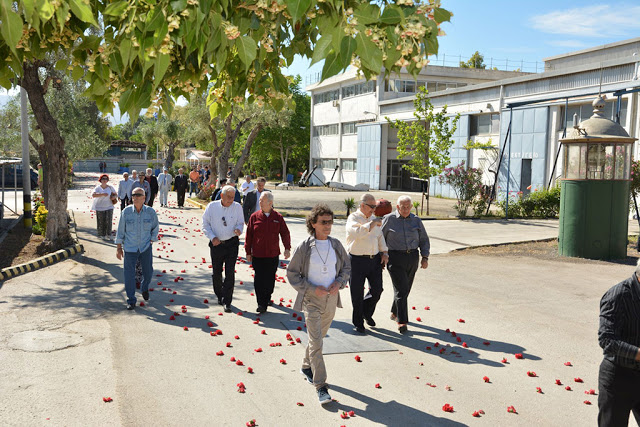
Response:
[332,100,340,108]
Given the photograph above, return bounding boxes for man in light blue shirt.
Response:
[115,187,159,310]
[202,185,244,312]
[117,171,134,210]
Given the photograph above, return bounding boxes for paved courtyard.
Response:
[0,172,637,426]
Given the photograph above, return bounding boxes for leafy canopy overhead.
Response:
[0,0,452,119]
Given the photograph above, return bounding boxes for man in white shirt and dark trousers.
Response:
[243,177,270,223]
[202,185,245,312]
[346,194,388,333]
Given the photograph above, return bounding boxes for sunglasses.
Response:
[222,216,227,227]
[318,219,333,225]
[132,194,144,198]
[365,203,376,209]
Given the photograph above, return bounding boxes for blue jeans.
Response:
[189,182,198,196]
[124,246,153,305]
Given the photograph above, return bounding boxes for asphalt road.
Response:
[0,172,637,426]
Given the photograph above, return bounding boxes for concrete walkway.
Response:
[0,172,634,426]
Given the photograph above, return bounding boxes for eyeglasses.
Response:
[222,216,227,227]
[365,203,376,209]
[132,194,144,198]
[318,219,333,225]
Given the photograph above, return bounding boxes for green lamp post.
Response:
[558,96,636,260]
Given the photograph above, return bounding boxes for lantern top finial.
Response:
[591,95,606,118]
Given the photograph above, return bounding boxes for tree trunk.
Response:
[22,61,72,250]
[232,123,263,180]
[29,134,48,207]
[217,110,250,183]
[207,123,223,183]
[279,136,291,183]
[165,140,179,170]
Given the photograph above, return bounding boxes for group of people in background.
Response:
[106,170,430,406]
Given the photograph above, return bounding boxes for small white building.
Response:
[307,37,640,199]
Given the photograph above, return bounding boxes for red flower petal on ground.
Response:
[205,315,210,320]
[216,351,224,356]
[235,335,240,339]
[253,320,259,324]
[297,402,304,406]
[236,360,244,366]
[501,358,507,363]
[230,357,236,362]
[565,386,572,391]
[507,405,517,414]
[442,403,454,413]
[355,355,362,362]
[218,312,223,316]
[226,342,232,347]
[425,306,430,310]
[139,302,145,307]
[255,348,262,352]
[280,358,287,364]
[536,387,543,394]
[102,397,113,403]
[426,346,432,350]
[207,322,214,327]
[555,379,562,385]
[483,376,490,383]
[215,330,223,335]
[564,361,572,366]
[515,353,524,359]
[204,299,209,303]
[340,412,349,419]
[295,338,301,343]
[574,377,583,383]
[456,337,462,342]
[412,306,416,310]
[375,383,381,389]
[261,330,267,335]
[183,326,189,331]
[169,299,174,302]
[472,411,480,417]
[462,342,468,348]
[585,389,596,395]
[527,371,537,377]
[416,317,422,322]
[169,315,175,320]
[584,400,592,405]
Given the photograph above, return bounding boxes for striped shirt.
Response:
[598,273,640,370]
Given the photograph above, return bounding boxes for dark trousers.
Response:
[387,250,419,324]
[209,236,239,305]
[252,256,279,308]
[177,189,186,206]
[598,359,640,426]
[147,192,156,207]
[96,209,113,237]
[349,254,383,328]
[120,196,130,210]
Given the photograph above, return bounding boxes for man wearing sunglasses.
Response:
[202,185,244,312]
[115,187,159,310]
[346,194,389,334]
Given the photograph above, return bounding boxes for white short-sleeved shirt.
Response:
[92,185,116,211]
[307,239,337,289]
[240,181,255,195]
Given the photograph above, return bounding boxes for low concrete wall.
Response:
[73,159,165,174]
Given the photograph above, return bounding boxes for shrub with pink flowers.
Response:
[439,161,483,217]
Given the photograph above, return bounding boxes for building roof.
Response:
[110,140,147,149]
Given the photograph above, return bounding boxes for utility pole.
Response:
[20,87,32,229]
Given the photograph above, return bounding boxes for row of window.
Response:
[385,79,467,94]
[312,158,357,171]
[342,81,376,98]
[470,113,500,136]
[313,124,339,137]
[313,90,340,104]
[560,99,628,130]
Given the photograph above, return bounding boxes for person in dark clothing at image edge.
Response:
[173,168,188,207]
[145,168,159,207]
[597,260,640,427]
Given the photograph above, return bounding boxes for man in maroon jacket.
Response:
[244,192,291,313]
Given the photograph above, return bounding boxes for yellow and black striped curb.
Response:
[0,210,84,281]
[186,198,207,210]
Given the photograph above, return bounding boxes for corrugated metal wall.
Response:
[356,124,382,190]
[429,115,470,198]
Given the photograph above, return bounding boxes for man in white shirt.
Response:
[243,176,270,223]
[117,171,134,210]
[157,167,173,207]
[202,185,245,312]
[240,175,255,199]
[346,194,389,333]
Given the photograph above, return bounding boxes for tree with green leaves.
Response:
[250,77,310,180]
[387,86,459,214]
[0,0,452,250]
[460,51,486,69]
[136,116,185,169]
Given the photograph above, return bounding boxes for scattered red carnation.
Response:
[375,383,382,389]
[355,355,362,362]
[442,403,454,413]
[483,376,490,383]
[515,353,524,359]
[507,405,517,414]
[102,397,113,403]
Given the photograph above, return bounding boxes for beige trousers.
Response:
[302,290,339,390]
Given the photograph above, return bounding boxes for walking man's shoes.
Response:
[317,386,332,405]
[142,291,150,301]
[354,325,366,334]
[365,317,376,327]
[217,298,223,306]
[257,305,267,314]
[126,304,135,310]
[398,324,408,334]
[224,305,232,313]
[300,367,313,384]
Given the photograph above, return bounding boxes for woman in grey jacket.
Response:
[286,204,351,406]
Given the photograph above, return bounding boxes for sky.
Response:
[283,0,640,86]
[2,1,640,119]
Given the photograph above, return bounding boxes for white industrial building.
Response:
[306,37,640,199]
